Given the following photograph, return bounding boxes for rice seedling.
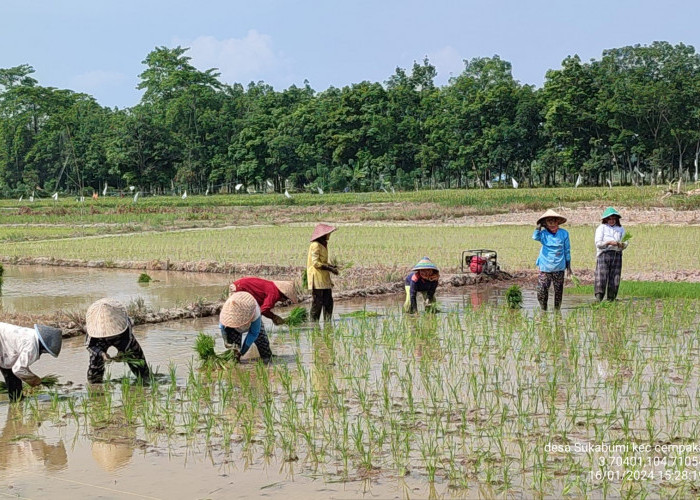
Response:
[193,332,238,368]
[338,310,378,319]
[285,306,308,326]
[8,293,699,498]
[569,281,700,299]
[138,272,152,283]
[505,284,523,309]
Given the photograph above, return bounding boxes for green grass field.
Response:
[569,281,700,299]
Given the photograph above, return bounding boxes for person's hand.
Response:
[566,268,572,277]
[605,240,618,247]
[271,314,285,326]
[328,265,339,275]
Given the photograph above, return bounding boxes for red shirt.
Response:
[232,277,282,319]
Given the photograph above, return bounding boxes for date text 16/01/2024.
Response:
[591,469,700,482]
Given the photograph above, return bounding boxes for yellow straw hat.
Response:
[272,281,298,304]
[309,223,336,242]
[220,292,258,330]
[86,298,129,339]
[536,209,567,226]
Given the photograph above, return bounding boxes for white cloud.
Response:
[70,70,127,90]
[427,45,465,84]
[177,30,292,86]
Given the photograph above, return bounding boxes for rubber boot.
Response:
[595,293,604,302]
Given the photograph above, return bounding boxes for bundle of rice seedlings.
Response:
[505,285,523,309]
[109,352,147,367]
[286,307,308,327]
[137,273,152,283]
[194,332,217,361]
[424,303,441,314]
[194,332,238,368]
[0,375,60,392]
[621,231,633,243]
[570,274,582,287]
[41,374,60,387]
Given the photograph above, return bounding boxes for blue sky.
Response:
[2,0,698,109]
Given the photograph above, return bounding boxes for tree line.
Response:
[1,41,699,197]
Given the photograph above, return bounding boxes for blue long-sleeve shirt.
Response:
[533,228,571,272]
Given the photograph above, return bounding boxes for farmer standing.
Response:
[404,257,440,313]
[219,291,273,362]
[85,298,150,384]
[533,209,572,311]
[0,322,62,401]
[306,224,339,322]
[594,207,626,301]
[229,277,299,325]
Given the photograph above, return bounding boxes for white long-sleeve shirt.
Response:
[0,323,42,385]
[594,224,626,257]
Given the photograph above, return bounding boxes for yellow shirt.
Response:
[306,241,333,290]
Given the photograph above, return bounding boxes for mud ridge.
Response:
[0,271,514,338]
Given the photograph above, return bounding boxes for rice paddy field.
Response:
[1,225,698,276]
[1,187,699,498]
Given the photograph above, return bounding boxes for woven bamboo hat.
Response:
[273,280,298,304]
[86,298,130,338]
[220,292,258,330]
[310,223,336,242]
[537,209,567,226]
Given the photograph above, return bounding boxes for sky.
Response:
[1,0,699,109]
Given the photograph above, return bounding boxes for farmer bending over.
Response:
[0,322,62,402]
[219,292,273,363]
[404,257,440,313]
[85,298,150,384]
[229,277,298,325]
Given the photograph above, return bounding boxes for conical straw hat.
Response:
[309,223,336,242]
[220,292,258,330]
[86,298,129,338]
[273,281,298,304]
[411,257,439,272]
[536,209,567,226]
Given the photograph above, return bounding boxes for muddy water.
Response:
[0,267,595,499]
[0,265,229,313]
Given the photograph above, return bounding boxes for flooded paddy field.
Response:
[1,268,699,498]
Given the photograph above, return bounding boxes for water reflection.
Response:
[0,405,67,473]
[0,265,228,314]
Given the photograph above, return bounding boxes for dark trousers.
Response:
[310,288,333,321]
[537,271,565,310]
[87,330,150,384]
[595,251,623,301]
[221,322,272,360]
[1,368,23,402]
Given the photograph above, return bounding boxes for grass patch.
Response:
[569,281,700,299]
